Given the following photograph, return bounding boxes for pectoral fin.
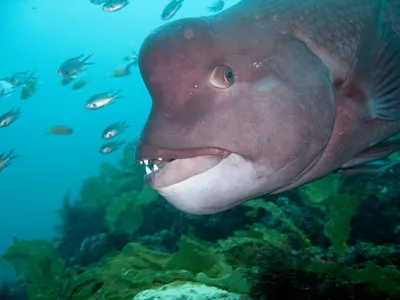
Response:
[342,0,400,121]
[338,137,400,175]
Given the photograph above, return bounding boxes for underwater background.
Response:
[2,0,400,299]
[0,0,238,253]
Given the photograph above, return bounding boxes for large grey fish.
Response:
[0,149,19,172]
[135,0,400,215]
[58,54,94,79]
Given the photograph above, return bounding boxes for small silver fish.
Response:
[58,54,94,79]
[110,50,138,78]
[208,0,224,13]
[102,120,129,139]
[124,50,138,68]
[0,108,21,128]
[90,0,106,4]
[102,0,129,12]
[85,90,123,110]
[161,0,184,20]
[0,149,19,172]
[99,140,125,154]
[0,79,15,97]
[9,71,37,86]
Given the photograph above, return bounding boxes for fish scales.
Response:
[231,0,400,65]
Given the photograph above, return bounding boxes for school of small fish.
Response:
[0,0,226,172]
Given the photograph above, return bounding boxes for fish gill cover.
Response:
[1,0,400,299]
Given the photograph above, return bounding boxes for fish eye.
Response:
[209,65,234,89]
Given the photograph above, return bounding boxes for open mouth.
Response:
[136,143,230,188]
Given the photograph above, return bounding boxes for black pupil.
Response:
[224,68,233,81]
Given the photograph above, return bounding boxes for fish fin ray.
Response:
[113,89,124,99]
[341,137,400,169]
[337,159,399,176]
[82,53,94,65]
[342,0,400,121]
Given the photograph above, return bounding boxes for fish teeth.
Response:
[145,166,152,175]
[139,158,163,173]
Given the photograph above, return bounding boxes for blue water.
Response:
[0,0,239,254]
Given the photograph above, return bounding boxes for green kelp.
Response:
[298,173,343,206]
[217,223,289,269]
[244,198,312,248]
[105,191,143,234]
[99,141,145,194]
[4,239,65,300]
[248,242,400,299]
[45,132,400,299]
[248,247,390,300]
[104,187,158,235]
[55,141,147,261]
[63,236,249,299]
[324,192,362,253]
[166,235,231,278]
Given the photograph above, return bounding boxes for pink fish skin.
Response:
[135,0,400,215]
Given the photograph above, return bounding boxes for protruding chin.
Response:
[151,153,265,215]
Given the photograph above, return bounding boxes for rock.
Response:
[133,281,245,300]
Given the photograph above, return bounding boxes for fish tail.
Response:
[7,149,19,160]
[82,53,94,65]
[126,60,137,69]
[118,139,126,147]
[113,89,124,99]
[122,119,130,129]
[11,107,22,119]
[14,107,22,117]
[29,71,38,80]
